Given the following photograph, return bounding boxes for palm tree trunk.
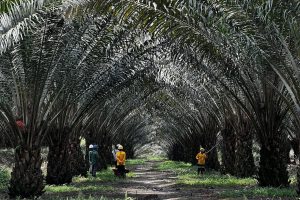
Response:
[203,132,220,170]
[235,130,255,177]
[9,146,44,198]
[206,148,219,170]
[99,150,108,170]
[168,144,184,161]
[258,136,289,187]
[221,127,236,175]
[69,139,88,177]
[46,142,72,185]
[291,138,299,163]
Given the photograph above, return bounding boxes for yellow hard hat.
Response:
[118,145,123,150]
[200,147,205,151]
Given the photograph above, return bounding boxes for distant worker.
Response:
[196,147,207,175]
[89,144,99,177]
[111,144,119,168]
[88,144,93,174]
[116,144,126,177]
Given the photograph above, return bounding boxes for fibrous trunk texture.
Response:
[69,139,87,177]
[46,138,87,185]
[297,163,300,195]
[235,129,255,177]
[9,146,44,198]
[206,147,220,170]
[46,140,72,185]
[258,137,289,187]
[221,127,236,175]
[203,132,220,170]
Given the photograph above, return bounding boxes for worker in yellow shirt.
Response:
[116,144,126,177]
[196,147,208,175]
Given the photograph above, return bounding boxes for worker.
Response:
[116,144,126,177]
[111,144,119,168]
[89,144,99,177]
[196,147,207,175]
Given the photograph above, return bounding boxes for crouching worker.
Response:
[196,147,207,175]
[89,144,99,177]
[116,145,126,177]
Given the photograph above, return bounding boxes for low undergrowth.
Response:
[73,168,135,183]
[126,158,146,165]
[157,160,297,198]
[147,155,166,161]
[177,172,257,187]
[0,168,9,191]
[45,167,136,196]
[42,165,136,199]
[157,160,256,187]
[157,160,191,173]
[46,184,113,193]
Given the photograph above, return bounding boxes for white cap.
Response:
[118,145,123,150]
[89,144,93,149]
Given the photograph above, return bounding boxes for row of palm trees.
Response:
[0,0,300,198]
[0,2,167,197]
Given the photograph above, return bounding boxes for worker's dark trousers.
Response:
[197,165,205,175]
[117,165,126,177]
[91,164,97,177]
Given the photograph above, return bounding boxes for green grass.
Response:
[45,169,116,194]
[45,167,136,198]
[73,168,135,183]
[157,160,297,198]
[220,187,297,198]
[177,172,257,187]
[146,155,166,161]
[46,164,137,196]
[157,160,256,187]
[126,158,145,165]
[46,185,113,193]
[157,160,192,173]
[0,168,10,191]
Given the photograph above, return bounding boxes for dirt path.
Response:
[117,160,217,200]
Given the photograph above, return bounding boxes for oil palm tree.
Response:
[1,0,300,193]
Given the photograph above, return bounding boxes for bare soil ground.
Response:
[116,160,220,200]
